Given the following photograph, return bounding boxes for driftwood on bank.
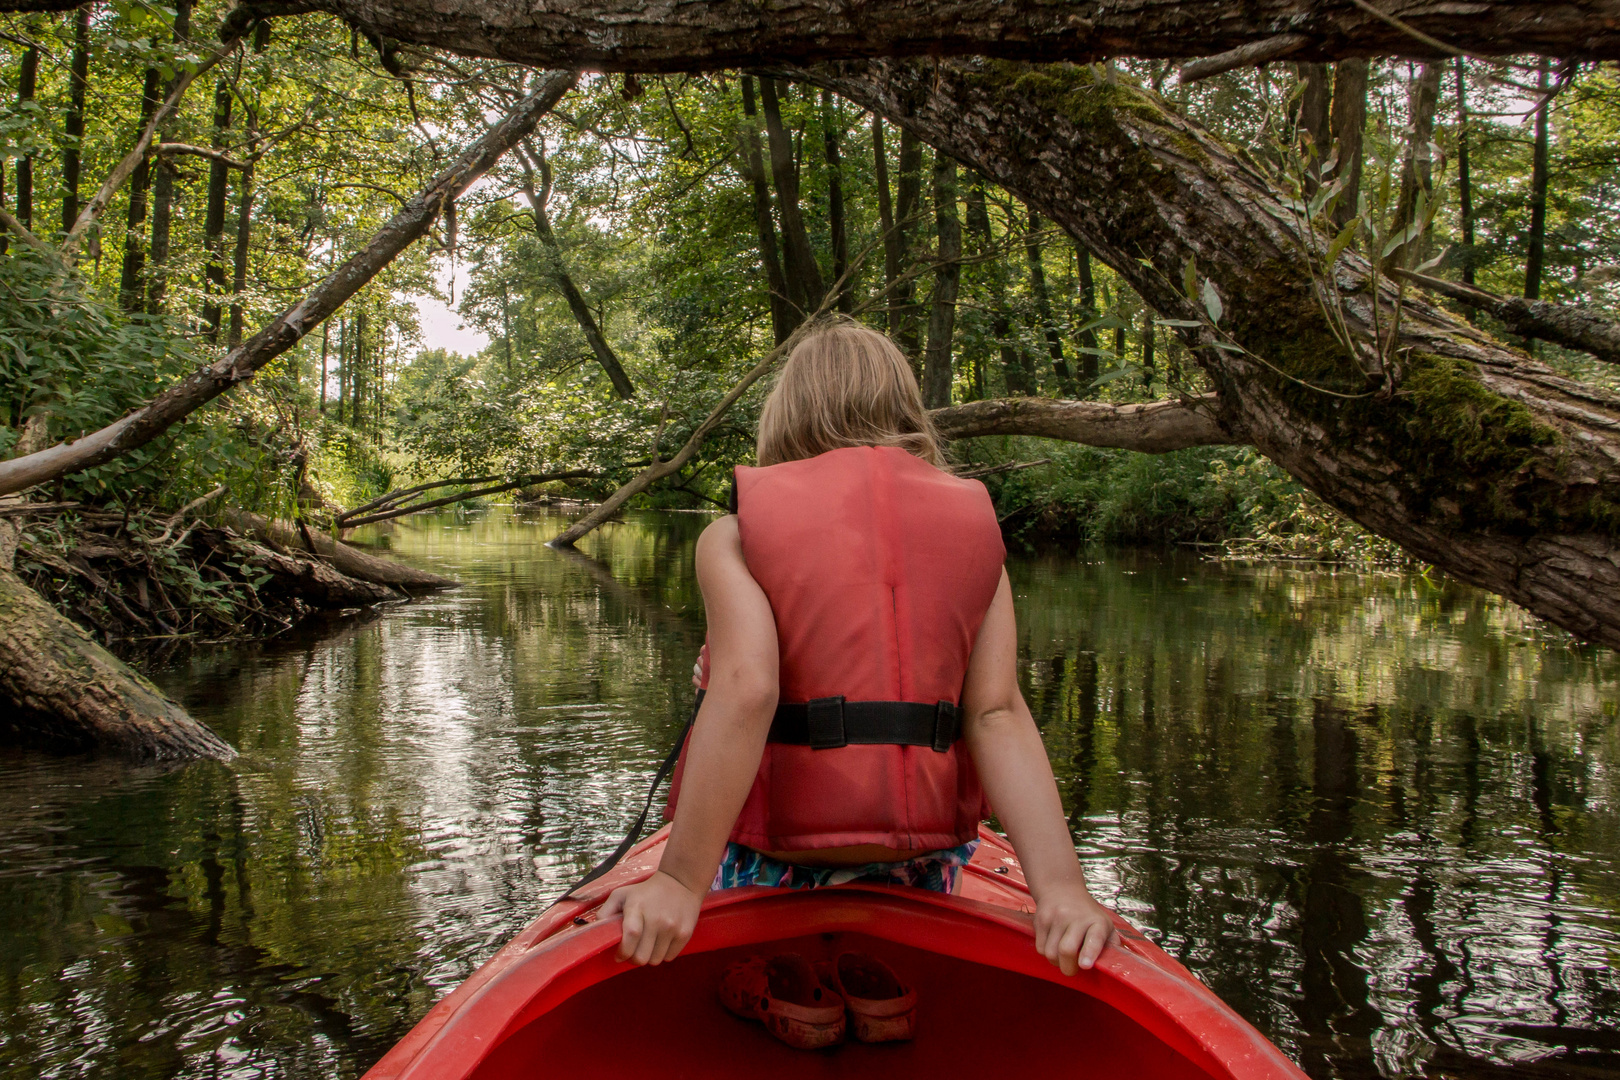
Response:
[0,564,236,761]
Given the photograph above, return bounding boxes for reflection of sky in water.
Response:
[0,506,1615,1079]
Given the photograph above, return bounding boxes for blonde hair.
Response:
[756,318,945,467]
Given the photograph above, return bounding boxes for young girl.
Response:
[601,319,1115,978]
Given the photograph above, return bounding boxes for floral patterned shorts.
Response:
[712,840,979,894]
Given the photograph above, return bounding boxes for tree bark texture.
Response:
[872,115,902,338]
[228,110,257,347]
[0,565,236,760]
[215,0,1620,74]
[0,72,578,498]
[1077,243,1100,385]
[231,511,459,589]
[59,5,89,234]
[932,395,1231,453]
[146,0,193,314]
[1295,62,1331,184]
[741,77,793,345]
[791,58,1620,649]
[921,153,960,409]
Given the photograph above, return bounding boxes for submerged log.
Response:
[0,565,236,760]
[230,512,458,592]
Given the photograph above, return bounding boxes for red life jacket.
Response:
[667,445,1006,853]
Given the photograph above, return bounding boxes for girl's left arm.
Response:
[600,515,779,966]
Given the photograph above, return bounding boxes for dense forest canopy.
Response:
[3,0,1620,703]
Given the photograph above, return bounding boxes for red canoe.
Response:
[363,825,1307,1080]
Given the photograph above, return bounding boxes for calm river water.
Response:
[2,506,1617,1079]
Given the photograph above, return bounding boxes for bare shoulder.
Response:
[695,514,742,563]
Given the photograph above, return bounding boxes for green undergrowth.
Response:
[960,438,1411,563]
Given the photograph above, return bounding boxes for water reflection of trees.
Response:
[1017,553,1620,1078]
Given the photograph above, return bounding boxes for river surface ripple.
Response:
[1,506,1616,1079]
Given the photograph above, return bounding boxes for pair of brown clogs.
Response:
[719,952,916,1050]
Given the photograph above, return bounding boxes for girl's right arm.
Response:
[600,515,779,966]
[961,570,1117,975]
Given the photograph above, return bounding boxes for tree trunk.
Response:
[1328,59,1368,229]
[893,127,923,354]
[228,108,257,348]
[1525,59,1551,303]
[759,77,825,314]
[353,310,367,428]
[965,177,1028,395]
[240,0,1616,74]
[201,77,232,339]
[873,114,902,338]
[15,43,36,229]
[1455,59,1476,286]
[1296,62,1331,188]
[921,153,960,409]
[1076,244,1100,387]
[1390,62,1442,268]
[796,58,1620,649]
[118,64,163,311]
[229,512,459,591]
[1141,309,1156,392]
[741,76,793,345]
[517,141,636,398]
[820,90,852,312]
[0,565,236,760]
[0,73,578,497]
[146,0,193,313]
[1394,270,1620,367]
[1024,210,1074,394]
[59,5,89,235]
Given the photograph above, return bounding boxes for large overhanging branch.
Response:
[0,71,578,499]
[931,395,1234,453]
[1393,268,1620,366]
[204,0,1620,72]
[791,59,1620,649]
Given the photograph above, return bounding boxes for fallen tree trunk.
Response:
[0,565,236,760]
[194,527,402,606]
[795,59,1620,649]
[1393,268,1620,365]
[931,395,1233,452]
[229,512,458,591]
[0,71,577,498]
[206,0,1620,74]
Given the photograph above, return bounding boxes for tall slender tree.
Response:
[965,178,1028,395]
[921,154,960,408]
[740,77,792,345]
[820,90,851,312]
[59,6,89,235]
[15,41,37,230]
[893,127,924,355]
[201,77,233,339]
[1024,209,1074,394]
[1455,58,1476,285]
[759,78,824,313]
[1390,62,1442,268]
[1076,244,1100,388]
[872,115,902,338]
[1525,59,1552,302]
[118,50,165,311]
[147,0,193,312]
[1329,59,1370,228]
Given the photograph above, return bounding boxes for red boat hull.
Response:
[363,827,1306,1079]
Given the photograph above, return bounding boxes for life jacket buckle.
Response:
[806,696,848,750]
[932,701,959,752]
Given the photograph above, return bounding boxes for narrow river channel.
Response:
[2,506,1617,1079]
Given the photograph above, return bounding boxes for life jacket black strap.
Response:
[769,696,961,752]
